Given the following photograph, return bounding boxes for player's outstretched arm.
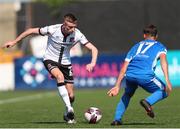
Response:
[107,61,129,97]
[2,28,39,49]
[84,42,98,72]
[160,53,172,96]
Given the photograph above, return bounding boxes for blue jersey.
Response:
[125,39,167,79]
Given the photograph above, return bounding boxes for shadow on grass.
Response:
[2,121,65,125]
[123,122,157,125]
[31,121,65,124]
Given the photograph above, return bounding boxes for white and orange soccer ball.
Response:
[84,107,102,124]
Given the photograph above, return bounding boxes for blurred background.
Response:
[0,0,180,91]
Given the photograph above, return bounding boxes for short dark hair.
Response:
[143,24,158,37]
[64,13,77,23]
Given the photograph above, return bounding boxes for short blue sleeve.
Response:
[125,43,139,62]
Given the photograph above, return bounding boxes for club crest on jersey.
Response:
[70,37,75,42]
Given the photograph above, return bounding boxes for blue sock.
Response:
[114,93,131,121]
[146,90,168,105]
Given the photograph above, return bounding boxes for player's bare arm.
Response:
[2,28,39,48]
[160,53,172,95]
[107,61,129,97]
[84,42,98,72]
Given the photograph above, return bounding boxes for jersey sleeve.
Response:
[159,43,167,55]
[125,43,139,62]
[76,29,89,45]
[39,25,56,36]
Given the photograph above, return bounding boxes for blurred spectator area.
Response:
[0,3,16,47]
[0,0,180,55]
[0,49,23,63]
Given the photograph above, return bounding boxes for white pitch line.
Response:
[0,92,56,105]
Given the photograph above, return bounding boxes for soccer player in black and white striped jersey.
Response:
[2,13,98,124]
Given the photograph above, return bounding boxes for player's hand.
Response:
[107,86,120,97]
[166,82,172,96]
[2,41,16,49]
[86,63,95,72]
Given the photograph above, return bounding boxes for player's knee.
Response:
[69,96,75,103]
[56,74,64,83]
[155,90,168,99]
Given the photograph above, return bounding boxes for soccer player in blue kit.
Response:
[107,24,172,125]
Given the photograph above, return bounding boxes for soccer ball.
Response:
[84,107,102,124]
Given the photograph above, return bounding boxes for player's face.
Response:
[63,20,77,34]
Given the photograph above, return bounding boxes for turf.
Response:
[0,88,179,128]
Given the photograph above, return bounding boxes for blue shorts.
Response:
[124,76,166,94]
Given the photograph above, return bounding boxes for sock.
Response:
[114,93,131,121]
[57,83,72,110]
[69,96,75,105]
[146,90,168,105]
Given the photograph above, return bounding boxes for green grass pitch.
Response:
[0,88,180,128]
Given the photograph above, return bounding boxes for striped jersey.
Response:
[125,39,167,79]
[39,24,88,65]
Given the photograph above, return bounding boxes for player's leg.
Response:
[60,65,76,123]
[60,65,75,105]
[63,83,76,123]
[144,77,168,105]
[50,68,72,110]
[65,83,75,105]
[139,76,168,118]
[43,60,73,121]
[111,78,138,125]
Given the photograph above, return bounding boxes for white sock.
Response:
[57,85,72,109]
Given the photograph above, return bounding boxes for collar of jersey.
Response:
[144,39,156,42]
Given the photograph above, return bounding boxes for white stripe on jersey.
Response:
[152,51,167,71]
[125,58,131,62]
[151,77,164,90]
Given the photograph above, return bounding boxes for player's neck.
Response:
[144,34,157,40]
[145,37,156,41]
